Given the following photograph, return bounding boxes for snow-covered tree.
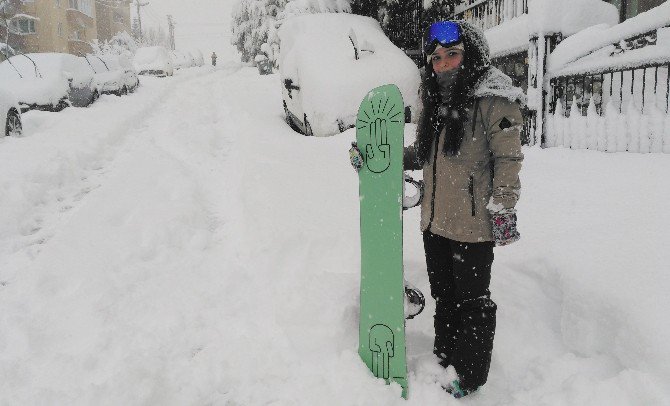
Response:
[0,0,26,59]
[131,17,141,42]
[91,31,138,58]
[141,25,169,48]
[350,0,457,51]
[422,0,456,25]
[231,0,286,64]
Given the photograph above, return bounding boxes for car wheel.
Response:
[5,108,22,137]
[282,101,301,133]
[283,101,291,125]
[120,86,128,96]
[54,98,70,112]
[303,114,313,136]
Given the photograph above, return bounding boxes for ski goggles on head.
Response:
[424,21,462,56]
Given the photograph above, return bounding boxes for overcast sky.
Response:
[134,0,238,60]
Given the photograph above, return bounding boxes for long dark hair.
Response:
[415,21,491,163]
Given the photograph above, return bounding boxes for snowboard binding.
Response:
[404,283,425,319]
[403,174,424,210]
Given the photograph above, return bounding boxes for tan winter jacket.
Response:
[405,95,524,243]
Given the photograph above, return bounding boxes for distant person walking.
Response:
[211,52,217,67]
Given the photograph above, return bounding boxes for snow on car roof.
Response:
[134,46,167,61]
[1,53,89,78]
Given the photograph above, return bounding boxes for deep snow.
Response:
[0,65,668,405]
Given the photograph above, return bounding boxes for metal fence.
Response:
[550,65,670,117]
[454,0,528,31]
[549,29,670,117]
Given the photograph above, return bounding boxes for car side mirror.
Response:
[283,78,300,99]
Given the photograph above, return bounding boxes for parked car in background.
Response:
[187,49,205,67]
[84,54,139,96]
[100,54,140,93]
[0,53,97,111]
[278,13,420,137]
[0,86,22,137]
[170,50,193,70]
[133,46,174,77]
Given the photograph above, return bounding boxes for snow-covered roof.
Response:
[483,0,618,56]
[485,14,530,59]
[527,0,618,36]
[551,44,670,78]
[548,2,670,76]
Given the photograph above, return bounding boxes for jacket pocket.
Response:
[468,174,475,217]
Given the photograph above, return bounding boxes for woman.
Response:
[351,20,525,398]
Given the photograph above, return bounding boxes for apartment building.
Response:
[95,0,132,43]
[3,0,131,58]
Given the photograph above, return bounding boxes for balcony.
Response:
[66,8,94,27]
[454,0,528,31]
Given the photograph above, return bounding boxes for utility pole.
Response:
[134,0,149,39]
[167,14,175,50]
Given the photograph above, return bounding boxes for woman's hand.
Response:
[349,142,364,172]
[489,208,520,246]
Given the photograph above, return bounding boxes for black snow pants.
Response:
[423,231,496,392]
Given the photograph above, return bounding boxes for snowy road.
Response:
[1,65,668,405]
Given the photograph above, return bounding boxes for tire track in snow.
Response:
[0,67,233,284]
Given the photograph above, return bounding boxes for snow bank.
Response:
[546,96,670,153]
[0,65,668,404]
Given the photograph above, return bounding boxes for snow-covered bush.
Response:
[548,99,670,154]
[91,31,138,59]
[231,0,350,67]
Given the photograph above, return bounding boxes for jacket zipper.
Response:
[469,174,476,217]
[469,101,479,218]
[428,129,440,228]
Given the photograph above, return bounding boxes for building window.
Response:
[11,18,36,34]
[56,0,61,7]
[605,0,666,21]
[68,0,93,17]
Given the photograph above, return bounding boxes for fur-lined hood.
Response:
[473,66,527,107]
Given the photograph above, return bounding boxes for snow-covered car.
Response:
[0,86,22,137]
[84,54,139,95]
[0,53,97,111]
[133,46,174,77]
[278,13,420,137]
[170,50,193,70]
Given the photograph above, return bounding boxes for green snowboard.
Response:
[356,84,407,398]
